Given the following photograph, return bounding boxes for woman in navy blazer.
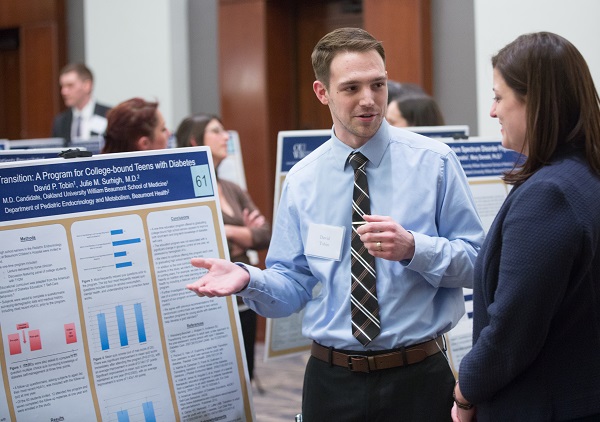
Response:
[453,32,600,421]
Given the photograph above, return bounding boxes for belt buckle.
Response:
[347,355,369,373]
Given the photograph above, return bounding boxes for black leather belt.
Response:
[311,337,443,373]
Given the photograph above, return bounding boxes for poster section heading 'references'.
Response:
[0,150,214,222]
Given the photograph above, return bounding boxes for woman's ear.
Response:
[137,136,152,150]
[190,137,199,147]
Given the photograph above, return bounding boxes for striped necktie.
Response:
[349,152,380,346]
[74,115,82,138]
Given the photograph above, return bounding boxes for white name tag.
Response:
[90,115,108,134]
[305,223,345,261]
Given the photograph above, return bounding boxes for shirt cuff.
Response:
[233,262,262,298]
[402,230,432,271]
[233,263,251,293]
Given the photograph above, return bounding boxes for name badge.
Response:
[90,115,108,134]
[305,223,345,261]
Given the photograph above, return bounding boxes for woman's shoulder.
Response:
[219,178,244,193]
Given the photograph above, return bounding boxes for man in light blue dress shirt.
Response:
[188,27,485,421]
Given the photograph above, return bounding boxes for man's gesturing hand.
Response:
[187,258,250,298]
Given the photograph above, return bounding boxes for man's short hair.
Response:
[60,63,94,83]
[311,27,385,88]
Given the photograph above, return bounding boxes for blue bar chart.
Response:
[116,305,129,347]
[111,229,141,269]
[93,301,148,352]
[115,402,156,422]
[134,303,147,343]
[71,218,148,273]
[142,401,156,422]
[106,390,163,422]
[97,313,110,351]
[117,409,130,422]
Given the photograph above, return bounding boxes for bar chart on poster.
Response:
[7,325,44,355]
[88,300,149,352]
[104,389,163,422]
[71,215,148,275]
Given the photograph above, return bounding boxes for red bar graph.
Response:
[64,323,77,344]
[29,329,42,351]
[8,334,21,355]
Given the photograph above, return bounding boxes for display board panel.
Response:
[0,147,254,421]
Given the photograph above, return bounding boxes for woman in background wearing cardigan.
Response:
[175,114,271,381]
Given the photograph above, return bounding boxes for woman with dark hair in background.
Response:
[102,97,170,153]
[452,32,600,422]
[176,113,271,380]
[386,94,445,127]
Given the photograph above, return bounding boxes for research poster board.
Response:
[217,131,246,190]
[0,149,74,163]
[266,129,520,362]
[0,141,8,151]
[69,137,104,155]
[6,138,65,150]
[264,130,331,359]
[0,147,254,421]
[403,125,469,139]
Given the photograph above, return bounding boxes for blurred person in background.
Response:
[52,63,111,144]
[102,97,169,153]
[176,113,271,380]
[386,95,445,127]
[386,80,425,104]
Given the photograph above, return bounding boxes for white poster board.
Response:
[6,138,65,149]
[217,131,246,190]
[266,130,331,359]
[0,149,76,163]
[0,147,254,421]
[403,125,469,139]
[68,136,104,155]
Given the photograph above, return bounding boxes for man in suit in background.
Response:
[51,63,111,145]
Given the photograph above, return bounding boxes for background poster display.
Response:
[266,130,330,359]
[267,129,520,363]
[444,138,520,376]
[0,149,75,163]
[4,138,64,150]
[218,131,247,190]
[0,147,254,421]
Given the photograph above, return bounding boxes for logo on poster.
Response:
[293,143,308,159]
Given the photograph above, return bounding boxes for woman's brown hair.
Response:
[102,98,159,153]
[493,32,600,185]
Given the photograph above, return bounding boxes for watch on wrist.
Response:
[453,386,474,410]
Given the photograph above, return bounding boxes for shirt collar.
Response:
[72,99,96,119]
[330,120,390,171]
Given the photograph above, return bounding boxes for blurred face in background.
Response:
[145,110,170,150]
[203,118,229,166]
[59,71,92,110]
[385,99,408,127]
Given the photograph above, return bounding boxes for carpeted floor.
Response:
[250,342,308,422]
